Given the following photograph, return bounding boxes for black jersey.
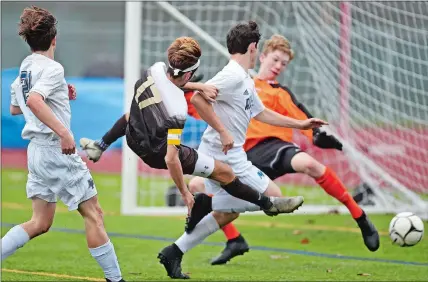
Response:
[127,62,188,158]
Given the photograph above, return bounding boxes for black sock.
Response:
[221,178,273,210]
[99,114,128,150]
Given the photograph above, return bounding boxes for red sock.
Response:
[206,193,241,240]
[222,223,240,240]
[316,167,363,219]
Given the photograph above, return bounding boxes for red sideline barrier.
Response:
[2,127,426,191]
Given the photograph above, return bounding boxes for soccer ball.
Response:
[389,212,424,247]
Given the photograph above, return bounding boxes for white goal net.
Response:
[121,1,428,218]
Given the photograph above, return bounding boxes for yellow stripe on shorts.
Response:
[167,129,182,145]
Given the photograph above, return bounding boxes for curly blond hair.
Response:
[262,35,294,61]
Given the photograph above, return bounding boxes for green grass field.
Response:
[2,168,427,281]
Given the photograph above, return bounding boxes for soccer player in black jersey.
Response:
[80,37,304,219]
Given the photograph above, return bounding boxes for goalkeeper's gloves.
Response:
[312,128,343,151]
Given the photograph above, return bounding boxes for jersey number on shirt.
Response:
[245,98,251,110]
[134,75,162,109]
[20,71,32,104]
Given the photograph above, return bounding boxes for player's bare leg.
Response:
[78,196,124,282]
[1,198,55,260]
[290,152,379,251]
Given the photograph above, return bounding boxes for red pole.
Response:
[338,2,352,138]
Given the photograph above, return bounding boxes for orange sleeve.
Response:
[184,91,202,120]
[276,90,313,142]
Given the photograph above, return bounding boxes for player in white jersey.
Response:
[157,21,328,279]
[1,6,124,282]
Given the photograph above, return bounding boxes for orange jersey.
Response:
[184,90,202,120]
[244,78,313,151]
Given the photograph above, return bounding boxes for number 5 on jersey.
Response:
[20,71,32,103]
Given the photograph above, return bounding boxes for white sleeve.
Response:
[10,78,20,106]
[251,92,265,118]
[206,71,241,102]
[31,65,64,99]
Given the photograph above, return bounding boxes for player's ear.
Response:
[259,53,266,63]
[247,42,256,54]
[51,36,57,48]
[183,72,192,81]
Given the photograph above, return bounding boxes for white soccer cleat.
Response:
[79,138,103,162]
[264,196,304,216]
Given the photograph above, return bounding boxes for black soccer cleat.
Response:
[356,211,380,252]
[105,279,126,282]
[211,235,250,265]
[185,193,212,234]
[158,244,189,279]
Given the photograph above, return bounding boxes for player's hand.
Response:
[299,118,328,130]
[60,133,76,155]
[220,130,234,154]
[198,84,218,103]
[68,84,77,100]
[182,191,195,215]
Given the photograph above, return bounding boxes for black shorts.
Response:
[246,138,303,180]
[125,131,198,175]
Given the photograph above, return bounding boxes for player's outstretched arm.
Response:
[254,108,328,130]
[191,92,234,154]
[27,93,75,154]
[184,82,218,103]
[165,144,194,212]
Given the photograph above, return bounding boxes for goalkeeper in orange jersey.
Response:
[188,34,380,265]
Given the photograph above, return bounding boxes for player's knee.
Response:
[264,181,282,197]
[31,218,52,235]
[87,206,105,228]
[294,154,324,178]
[79,197,105,228]
[189,177,205,193]
[212,211,239,227]
[303,159,324,178]
[210,161,235,184]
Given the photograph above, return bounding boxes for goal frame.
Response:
[120,1,428,219]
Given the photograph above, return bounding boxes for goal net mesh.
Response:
[126,1,428,215]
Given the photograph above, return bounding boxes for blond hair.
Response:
[262,35,294,61]
[167,37,201,76]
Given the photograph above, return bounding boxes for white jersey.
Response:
[10,53,71,142]
[201,60,265,148]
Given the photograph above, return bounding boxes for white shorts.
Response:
[198,141,270,213]
[26,140,97,211]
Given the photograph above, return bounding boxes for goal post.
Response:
[121,1,428,219]
[121,1,141,215]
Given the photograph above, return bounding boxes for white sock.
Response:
[1,225,30,261]
[89,240,122,282]
[175,213,220,253]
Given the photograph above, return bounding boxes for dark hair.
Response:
[226,21,261,55]
[167,37,201,78]
[18,6,57,52]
